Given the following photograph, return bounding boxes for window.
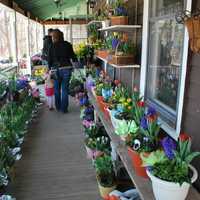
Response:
[37,23,44,52]
[141,0,191,139]
[72,24,87,45]
[16,13,28,69]
[29,20,37,56]
[0,3,15,71]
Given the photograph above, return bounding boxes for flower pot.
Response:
[85,146,104,159]
[96,50,109,59]
[110,55,135,65]
[85,145,94,159]
[127,147,149,178]
[146,165,198,200]
[104,107,111,120]
[102,20,110,28]
[96,95,104,107]
[110,16,128,25]
[110,112,123,130]
[97,179,116,198]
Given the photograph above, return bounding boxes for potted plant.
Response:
[127,106,160,178]
[95,155,116,198]
[115,120,138,142]
[110,41,136,65]
[143,135,200,200]
[110,0,128,25]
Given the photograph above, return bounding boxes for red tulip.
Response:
[137,101,145,107]
[179,132,191,142]
[114,79,120,86]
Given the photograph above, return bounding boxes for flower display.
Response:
[161,137,177,160]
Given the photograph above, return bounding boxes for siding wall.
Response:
[182,0,200,190]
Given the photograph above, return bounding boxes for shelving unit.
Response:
[99,25,142,32]
[87,20,103,26]
[88,91,200,200]
[96,55,140,69]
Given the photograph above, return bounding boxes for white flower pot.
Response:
[146,165,198,200]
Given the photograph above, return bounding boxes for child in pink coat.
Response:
[44,72,54,110]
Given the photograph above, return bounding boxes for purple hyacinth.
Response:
[112,38,120,50]
[162,137,177,159]
[115,6,127,16]
[147,106,157,117]
[140,116,148,130]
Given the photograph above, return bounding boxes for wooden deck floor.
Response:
[7,99,100,200]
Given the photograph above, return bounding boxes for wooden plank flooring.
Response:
[7,99,100,200]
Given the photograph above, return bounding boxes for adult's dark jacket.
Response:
[42,35,52,61]
[48,41,77,70]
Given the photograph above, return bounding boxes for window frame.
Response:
[140,0,192,140]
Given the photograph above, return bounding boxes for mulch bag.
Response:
[185,17,200,53]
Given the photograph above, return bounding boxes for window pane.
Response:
[0,4,15,70]
[37,23,44,52]
[146,0,185,127]
[150,0,183,17]
[29,20,37,56]
[147,20,184,112]
[16,13,28,69]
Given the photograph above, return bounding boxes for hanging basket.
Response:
[110,16,128,25]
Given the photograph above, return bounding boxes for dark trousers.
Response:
[54,68,72,113]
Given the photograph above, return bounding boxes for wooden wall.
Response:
[182,0,200,190]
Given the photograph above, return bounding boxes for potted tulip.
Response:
[95,155,116,198]
[127,106,160,178]
[110,0,128,25]
[142,135,200,200]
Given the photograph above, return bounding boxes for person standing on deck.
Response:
[48,29,77,113]
[42,28,54,66]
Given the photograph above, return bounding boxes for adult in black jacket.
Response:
[42,29,53,64]
[48,29,77,113]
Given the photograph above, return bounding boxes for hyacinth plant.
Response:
[128,106,160,153]
[142,134,200,185]
[113,0,128,16]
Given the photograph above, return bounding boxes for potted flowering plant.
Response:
[127,106,160,178]
[115,120,138,142]
[110,0,128,25]
[142,135,200,200]
[111,41,136,65]
[95,155,116,198]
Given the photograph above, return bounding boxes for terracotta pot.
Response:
[96,95,104,106]
[96,50,109,59]
[110,16,128,25]
[127,147,149,178]
[104,107,111,120]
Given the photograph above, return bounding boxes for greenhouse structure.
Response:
[0,0,200,200]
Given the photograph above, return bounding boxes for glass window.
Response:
[0,3,15,71]
[36,23,44,53]
[29,20,37,56]
[16,13,28,69]
[146,0,185,128]
[72,24,87,45]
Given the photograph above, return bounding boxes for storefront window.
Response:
[37,23,44,52]
[72,24,87,45]
[16,13,28,69]
[29,20,37,56]
[146,0,184,128]
[0,3,15,71]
